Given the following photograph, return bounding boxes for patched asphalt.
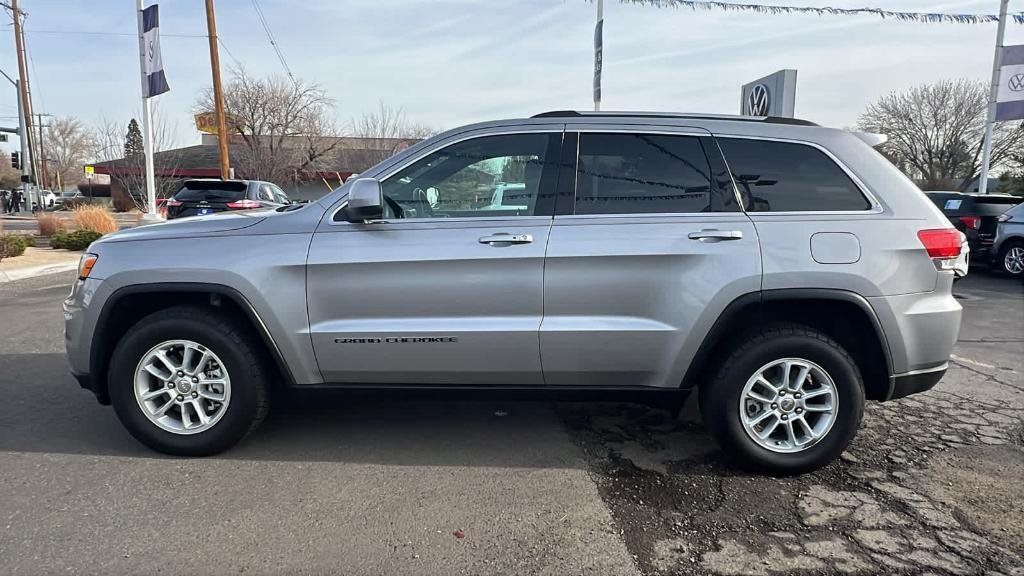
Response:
[0,271,1021,575]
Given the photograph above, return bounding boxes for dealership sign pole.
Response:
[136,1,170,221]
[979,0,1010,195]
[594,0,603,111]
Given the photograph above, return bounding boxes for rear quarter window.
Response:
[718,138,871,212]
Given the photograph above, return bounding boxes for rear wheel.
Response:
[997,240,1024,276]
[700,323,864,475]
[108,305,270,456]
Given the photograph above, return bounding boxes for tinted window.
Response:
[575,133,712,214]
[381,133,554,219]
[173,185,246,202]
[718,138,870,212]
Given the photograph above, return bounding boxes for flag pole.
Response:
[136,0,158,221]
[979,0,1009,195]
[594,0,603,111]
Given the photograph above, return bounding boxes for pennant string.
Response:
[618,1,1024,24]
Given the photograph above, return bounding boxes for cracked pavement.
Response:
[0,271,1020,575]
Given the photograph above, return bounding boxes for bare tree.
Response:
[43,116,92,192]
[0,161,21,190]
[349,102,438,164]
[92,106,184,212]
[194,67,341,185]
[858,79,1024,191]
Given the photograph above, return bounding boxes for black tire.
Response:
[699,323,864,476]
[995,240,1024,277]
[108,305,271,456]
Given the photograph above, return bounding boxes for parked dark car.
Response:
[165,179,292,220]
[924,192,1022,260]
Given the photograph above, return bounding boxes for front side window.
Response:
[717,138,871,212]
[574,133,713,215]
[380,133,556,219]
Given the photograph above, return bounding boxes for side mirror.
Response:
[345,178,384,222]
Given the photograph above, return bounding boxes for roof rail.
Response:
[530,110,818,126]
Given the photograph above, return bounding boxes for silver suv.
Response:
[64,111,963,474]
[993,201,1024,276]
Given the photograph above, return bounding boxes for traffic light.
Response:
[10,151,19,170]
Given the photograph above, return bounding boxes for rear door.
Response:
[307,128,564,385]
[540,127,761,388]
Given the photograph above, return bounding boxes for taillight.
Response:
[917,228,962,259]
[226,199,260,208]
[958,216,981,230]
[165,199,183,207]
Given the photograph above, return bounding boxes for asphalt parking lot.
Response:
[1,271,1021,575]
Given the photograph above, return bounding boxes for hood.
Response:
[100,209,269,243]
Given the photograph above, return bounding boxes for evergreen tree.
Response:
[124,119,144,158]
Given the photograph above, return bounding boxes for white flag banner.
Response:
[141,4,170,98]
[996,45,1024,121]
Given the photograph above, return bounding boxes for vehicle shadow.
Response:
[0,352,702,469]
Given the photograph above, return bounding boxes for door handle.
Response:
[479,233,534,245]
[688,230,743,242]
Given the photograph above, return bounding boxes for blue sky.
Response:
[3,0,1024,154]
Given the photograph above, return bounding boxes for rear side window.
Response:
[575,133,712,214]
[174,182,247,202]
[717,138,870,212]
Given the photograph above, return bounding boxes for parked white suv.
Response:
[64,111,963,474]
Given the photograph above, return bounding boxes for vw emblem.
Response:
[1010,73,1024,92]
[747,83,771,116]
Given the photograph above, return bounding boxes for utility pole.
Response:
[11,0,36,209]
[205,0,230,180]
[35,113,51,190]
[979,0,1009,195]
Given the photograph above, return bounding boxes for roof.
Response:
[531,110,818,126]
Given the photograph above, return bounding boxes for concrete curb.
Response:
[0,260,79,283]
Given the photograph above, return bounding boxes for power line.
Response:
[250,0,297,86]
[218,37,244,70]
[23,28,208,38]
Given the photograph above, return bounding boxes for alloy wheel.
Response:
[739,358,838,454]
[1004,246,1024,275]
[133,339,231,435]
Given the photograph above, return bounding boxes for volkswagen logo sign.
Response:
[747,83,771,116]
[1010,73,1024,92]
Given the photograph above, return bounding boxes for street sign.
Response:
[84,165,94,174]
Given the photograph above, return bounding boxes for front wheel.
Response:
[108,306,271,456]
[996,241,1024,277]
[700,323,864,475]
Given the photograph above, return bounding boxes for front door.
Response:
[540,128,762,388]
[307,129,563,385]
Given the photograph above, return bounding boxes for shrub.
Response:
[51,230,102,251]
[36,213,67,236]
[61,197,94,211]
[73,206,118,234]
[0,234,30,258]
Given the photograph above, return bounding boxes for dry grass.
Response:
[72,206,118,235]
[36,213,68,236]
